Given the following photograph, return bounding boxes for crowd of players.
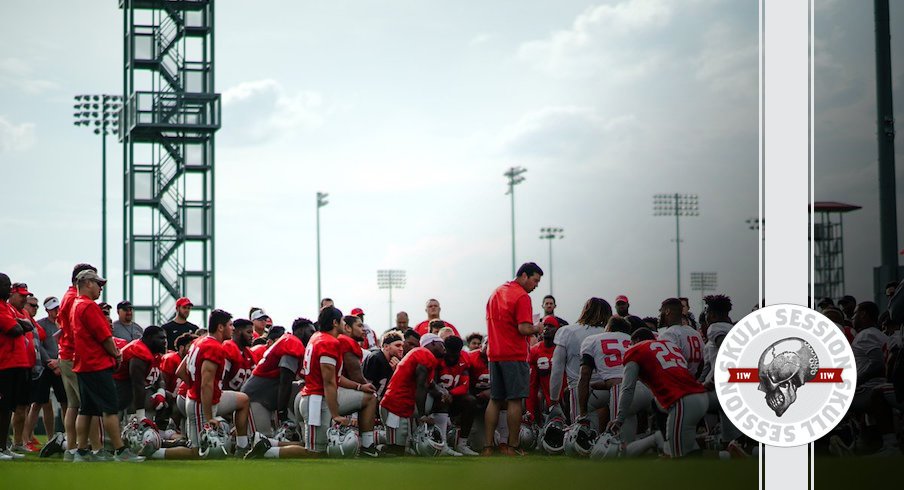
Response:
[1,262,902,462]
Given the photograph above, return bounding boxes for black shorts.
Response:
[116,379,133,412]
[77,369,118,416]
[489,361,530,401]
[31,369,68,405]
[0,368,31,411]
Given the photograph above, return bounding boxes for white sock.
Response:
[264,447,280,459]
[361,431,374,447]
[62,440,68,450]
[433,413,450,442]
[236,435,249,447]
[151,448,167,459]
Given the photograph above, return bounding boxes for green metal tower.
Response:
[120,0,221,326]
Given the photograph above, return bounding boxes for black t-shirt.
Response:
[162,320,199,351]
[362,352,394,398]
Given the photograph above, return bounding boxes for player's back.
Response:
[554,324,606,387]
[580,331,632,381]
[658,324,704,378]
[623,340,705,409]
[852,326,889,381]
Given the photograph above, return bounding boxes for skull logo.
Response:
[757,338,819,417]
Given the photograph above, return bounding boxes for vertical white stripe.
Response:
[762,1,811,489]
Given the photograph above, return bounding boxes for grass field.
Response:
[1,445,895,489]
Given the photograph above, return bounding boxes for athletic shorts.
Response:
[489,361,529,400]
[379,407,414,448]
[296,388,366,452]
[31,368,66,405]
[241,375,279,411]
[77,369,118,417]
[59,360,80,408]
[0,368,30,411]
[185,390,243,447]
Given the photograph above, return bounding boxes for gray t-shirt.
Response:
[112,320,143,342]
[551,324,606,391]
[37,317,60,359]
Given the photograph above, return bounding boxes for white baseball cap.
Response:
[251,309,270,321]
[44,297,60,310]
[419,333,443,347]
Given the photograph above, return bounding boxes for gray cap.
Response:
[75,269,106,285]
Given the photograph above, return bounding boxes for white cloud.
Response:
[517,0,672,79]
[221,79,328,144]
[0,115,36,152]
[695,21,757,97]
[0,57,59,94]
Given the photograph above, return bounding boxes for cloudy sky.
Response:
[0,1,898,333]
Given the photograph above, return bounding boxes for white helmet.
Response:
[199,423,229,459]
[519,424,538,451]
[274,420,300,443]
[590,432,624,459]
[215,417,234,454]
[121,419,142,453]
[137,426,162,457]
[326,424,360,458]
[413,423,446,457]
[539,416,567,454]
[563,423,598,457]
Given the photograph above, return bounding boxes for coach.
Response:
[483,262,543,456]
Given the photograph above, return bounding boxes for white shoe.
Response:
[0,451,12,461]
[1,449,24,459]
[441,445,462,457]
[455,441,479,456]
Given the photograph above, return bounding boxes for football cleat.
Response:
[455,440,480,456]
[242,432,272,460]
[40,432,66,458]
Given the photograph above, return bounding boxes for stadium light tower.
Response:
[653,193,700,297]
[73,94,122,302]
[317,192,329,308]
[539,227,564,295]
[505,166,527,277]
[690,272,718,311]
[377,269,406,327]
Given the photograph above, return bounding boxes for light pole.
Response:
[377,270,406,327]
[539,227,564,295]
[653,193,699,297]
[316,192,329,308]
[504,166,527,277]
[73,94,123,302]
[690,272,718,311]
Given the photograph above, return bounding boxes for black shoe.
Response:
[360,444,394,458]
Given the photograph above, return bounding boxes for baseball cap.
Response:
[98,302,112,312]
[351,307,364,317]
[75,270,107,285]
[10,283,31,296]
[176,297,193,308]
[117,300,133,310]
[44,297,60,310]
[419,333,443,347]
[615,295,629,304]
[542,315,560,327]
[251,309,270,321]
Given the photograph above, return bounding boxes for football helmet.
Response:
[563,423,598,457]
[274,420,300,443]
[590,432,624,459]
[199,423,229,459]
[325,424,360,458]
[539,416,567,455]
[413,423,446,457]
[519,423,538,451]
[121,419,142,452]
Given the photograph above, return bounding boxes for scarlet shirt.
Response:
[249,344,267,365]
[338,334,363,376]
[623,340,706,409]
[70,295,116,373]
[186,336,227,404]
[300,332,341,396]
[486,280,533,362]
[57,286,77,361]
[113,339,160,383]
[0,302,31,370]
[159,351,182,393]
[252,334,305,379]
[380,347,439,417]
[413,320,461,338]
[11,306,39,367]
[223,339,256,390]
[437,351,470,397]
[467,349,490,393]
[528,341,557,416]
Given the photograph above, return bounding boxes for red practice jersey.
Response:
[252,334,305,379]
[223,340,256,390]
[381,347,439,417]
[338,334,363,377]
[56,286,77,362]
[159,351,182,393]
[467,349,490,393]
[528,341,557,416]
[300,332,340,396]
[113,339,160,384]
[437,351,470,397]
[185,336,226,404]
[623,340,706,409]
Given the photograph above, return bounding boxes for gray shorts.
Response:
[241,375,279,411]
[59,359,80,408]
[379,406,413,447]
[489,361,529,400]
[666,392,709,458]
[296,388,367,452]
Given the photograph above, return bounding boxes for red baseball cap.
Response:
[351,307,364,316]
[10,283,31,296]
[176,297,193,308]
[615,295,629,304]
[542,315,560,327]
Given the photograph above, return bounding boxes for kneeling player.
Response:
[114,326,167,424]
[435,336,478,455]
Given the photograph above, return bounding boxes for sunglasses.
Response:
[27,303,38,308]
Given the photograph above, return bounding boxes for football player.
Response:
[338,315,376,394]
[297,307,383,457]
[527,315,559,420]
[607,328,709,458]
[363,331,403,399]
[379,333,450,455]
[113,326,167,421]
[160,333,195,432]
[435,335,479,455]
[223,319,255,392]
[657,298,704,379]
